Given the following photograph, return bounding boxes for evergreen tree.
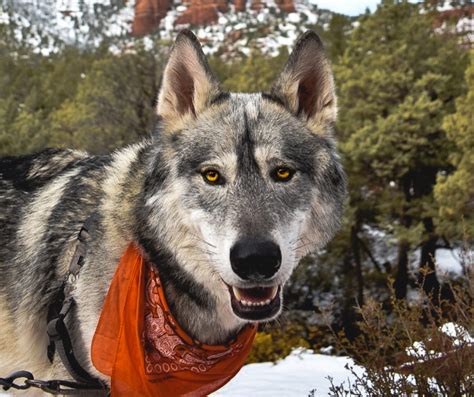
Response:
[48,44,164,154]
[336,0,468,299]
[309,13,353,62]
[214,48,289,93]
[0,43,96,155]
[435,50,474,240]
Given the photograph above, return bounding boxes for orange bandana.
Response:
[91,243,257,397]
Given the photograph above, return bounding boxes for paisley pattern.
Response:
[144,267,245,375]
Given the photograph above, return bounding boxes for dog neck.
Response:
[138,240,244,345]
[161,276,244,345]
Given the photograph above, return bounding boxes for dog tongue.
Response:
[233,286,278,303]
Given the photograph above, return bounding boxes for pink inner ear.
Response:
[173,62,196,116]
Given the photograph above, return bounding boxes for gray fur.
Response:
[0,30,346,388]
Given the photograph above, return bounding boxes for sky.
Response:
[311,0,382,16]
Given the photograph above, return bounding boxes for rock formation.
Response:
[131,0,296,36]
[175,0,228,25]
[132,0,171,36]
[234,0,246,12]
[274,0,295,13]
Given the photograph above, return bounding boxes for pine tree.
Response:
[310,13,353,62]
[0,42,96,156]
[435,50,474,240]
[214,48,289,93]
[336,0,468,299]
[48,43,164,154]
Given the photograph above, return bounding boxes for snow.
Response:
[406,341,429,358]
[435,248,465,277]
[436,0,455,12]
[287,13,301,23]
[403,322,474,368]
[362,225,470,281]
[0,350,364,396]
[309,0,380,16]
[212,349,364,396]
[2,0,337,57]
[0,9,9,24]
[410,246,469,279]
[440,322,474,347]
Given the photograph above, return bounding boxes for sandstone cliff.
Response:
[132,0,296,36]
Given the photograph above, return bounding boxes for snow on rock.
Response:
[212,349,365,396]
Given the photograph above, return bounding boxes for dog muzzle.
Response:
[91,243,256,396]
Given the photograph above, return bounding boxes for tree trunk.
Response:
[394,172,416,300]
[394,239,410,299]
[419,217,452,304]
[351,225,364,305]
[419,218,440,292]
[341,255,359,341]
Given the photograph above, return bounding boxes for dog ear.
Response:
[270,31,337,135]
[157,30,221,130]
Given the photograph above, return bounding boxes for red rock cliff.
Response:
[132,0,171,36]
[274,0,295,13]
[131,0,296,36]
[175,0,228,25]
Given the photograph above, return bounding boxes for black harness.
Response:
[1,214,109,395]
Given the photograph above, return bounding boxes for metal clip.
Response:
[0,370,34,391]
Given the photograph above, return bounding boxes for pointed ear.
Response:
[270,31,337,135]
[157,30,221,130]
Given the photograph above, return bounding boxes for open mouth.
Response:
[227,285,281,321]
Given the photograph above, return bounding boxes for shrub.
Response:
[325,268,474,396]
[247,320,323,364]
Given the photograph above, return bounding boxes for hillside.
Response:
[0,0,339,56]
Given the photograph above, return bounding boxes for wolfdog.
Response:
[0,30,346,392]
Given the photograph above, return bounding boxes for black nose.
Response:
[230,239,281,281]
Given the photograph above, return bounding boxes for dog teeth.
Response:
[240,300,267,307]
[232,287,242,301]
[232,286,279,307]
[270,286,278,300]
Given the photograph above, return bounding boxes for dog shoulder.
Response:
[0,148,91,192]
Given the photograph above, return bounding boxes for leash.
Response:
[1,213,109,396]
[0,370,105,395]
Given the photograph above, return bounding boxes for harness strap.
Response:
[45,213,107,394]
[47,298,100,385]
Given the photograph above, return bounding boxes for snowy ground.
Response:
[213,349,364,397]
[0,350,362,396]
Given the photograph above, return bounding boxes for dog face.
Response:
[142,30,346,322]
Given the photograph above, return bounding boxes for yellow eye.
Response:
[202,170,223,185]
[205,170,219,182]
[274,167,294,182]
[276,169,290,179]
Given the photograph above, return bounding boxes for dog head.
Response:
[141,30,346,323]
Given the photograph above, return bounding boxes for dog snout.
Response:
[230,238,281,281]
